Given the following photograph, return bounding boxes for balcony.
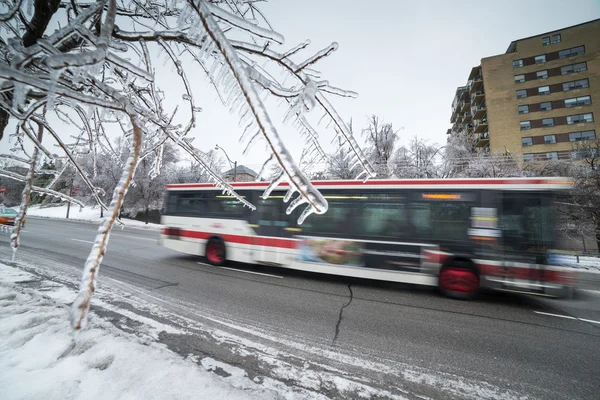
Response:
[471,89,485,105]
[468,65,481,81]
[474,117,488,133]
[461,98,471,113]
[474,131,490,147]
[463,112,472,124]
[470,103,487,120]
[471,75,483,92]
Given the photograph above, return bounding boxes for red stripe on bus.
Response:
[165,178,558,190]
[173,229,297,249]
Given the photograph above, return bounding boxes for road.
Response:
[2,217,600,399]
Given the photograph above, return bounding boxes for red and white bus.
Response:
[160,178,576,299]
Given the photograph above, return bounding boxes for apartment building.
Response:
[449,18,599,162]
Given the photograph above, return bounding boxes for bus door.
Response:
[250,195,289,265]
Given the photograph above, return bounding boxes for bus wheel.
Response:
[439,264,479,300]
[205,238,226,266]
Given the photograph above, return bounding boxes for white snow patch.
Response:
[0,263,38,283]
[0,265,278,400]
[24,204,162,231]
[550,254,600,273]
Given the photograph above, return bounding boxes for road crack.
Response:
[332,284,353,345]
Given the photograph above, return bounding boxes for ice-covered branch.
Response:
[206,2,284,44]
[190,0,328,220]
[10,121,42,260]
[71,110,142,331]
[295,42,338,73]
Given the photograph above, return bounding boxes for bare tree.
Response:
[392,136,443,178]
[560,139,600,250]
[326,120,359,179]
[362,115,400,178]
[0,0,374,330]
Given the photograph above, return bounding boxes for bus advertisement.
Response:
[159,178,577,299]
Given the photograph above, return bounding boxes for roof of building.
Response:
[505,18,600,54]
[223,165,258,177]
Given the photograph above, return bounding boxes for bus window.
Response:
[362,202,409,238]
[500,194,553,251]
[302,202,361,236]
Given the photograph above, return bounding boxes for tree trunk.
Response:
[145,207,149,224]
[596,221,600,253]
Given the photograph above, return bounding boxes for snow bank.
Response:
[550,253,600,274]
[0,263,275,400]
[24,204,162,231]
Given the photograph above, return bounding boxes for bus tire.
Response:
[438,259,479,300]
[205,237,226,266]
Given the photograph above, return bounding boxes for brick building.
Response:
[450,18,599,162]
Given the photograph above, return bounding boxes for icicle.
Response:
[11,82,26,112]
[262,172,285,199]
[283,188,296,203]
[286,194,307,215]
[297,205,317,225]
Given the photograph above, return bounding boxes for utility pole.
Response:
[234,160,237,182]
[66,180,74,219]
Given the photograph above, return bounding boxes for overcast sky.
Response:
[2,0,599,174]
[194,0,600,172]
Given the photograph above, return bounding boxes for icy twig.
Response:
[10,121,42,261]
[71,110,141,331]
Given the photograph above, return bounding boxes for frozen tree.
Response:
[125,143,178,222]
[0,0,373,330]
[361,115,400,178]
[326,119,359,179]
[557,139,600,250]
[392,136,443,178]
[442,131,523,178]
[170,150,225,183]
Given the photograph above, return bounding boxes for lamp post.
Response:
[215,144,237,182]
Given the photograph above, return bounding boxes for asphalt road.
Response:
[2,217,600,399]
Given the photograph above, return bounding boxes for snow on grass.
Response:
[0,263,281,400]
[24,204,162,231]
[549,253,600,273]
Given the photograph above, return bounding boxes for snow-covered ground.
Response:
[23,204,162,231]
[0,262,285,400]
[550,253,600,274]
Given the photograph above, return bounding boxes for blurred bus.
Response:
[160,178,576,299]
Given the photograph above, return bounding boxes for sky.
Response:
[1,0,599,175]
[183,0,600,172]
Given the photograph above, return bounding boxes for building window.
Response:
[523,153,534,162]
[522,137,533,147]
[565,95,592,108]
[559,45,585,58]
[540,102,552,111]
[563,79,589,91]
[552,34,561,44]
[542,36,550,46]
[566,113,594,125]
[535,55,546,64]
[572,149,598,160]
[514,74,525,84]
[561,62,587,75]
[542,118,554,127]
[544,134,556,144]
[518,105,529,114]
[538,86,550,95]
[513,59,524,68]
[569,130,596,142]
[520,121,531,130]
[546,152,558,160]
[516,89,528,99]
[536,70,548,79]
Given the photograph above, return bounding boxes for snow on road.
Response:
[23,204,162,231]
[0,263,283,400]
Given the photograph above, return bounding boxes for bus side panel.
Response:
[160,215,256,263]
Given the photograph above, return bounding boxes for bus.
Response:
[159,177,577,299]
